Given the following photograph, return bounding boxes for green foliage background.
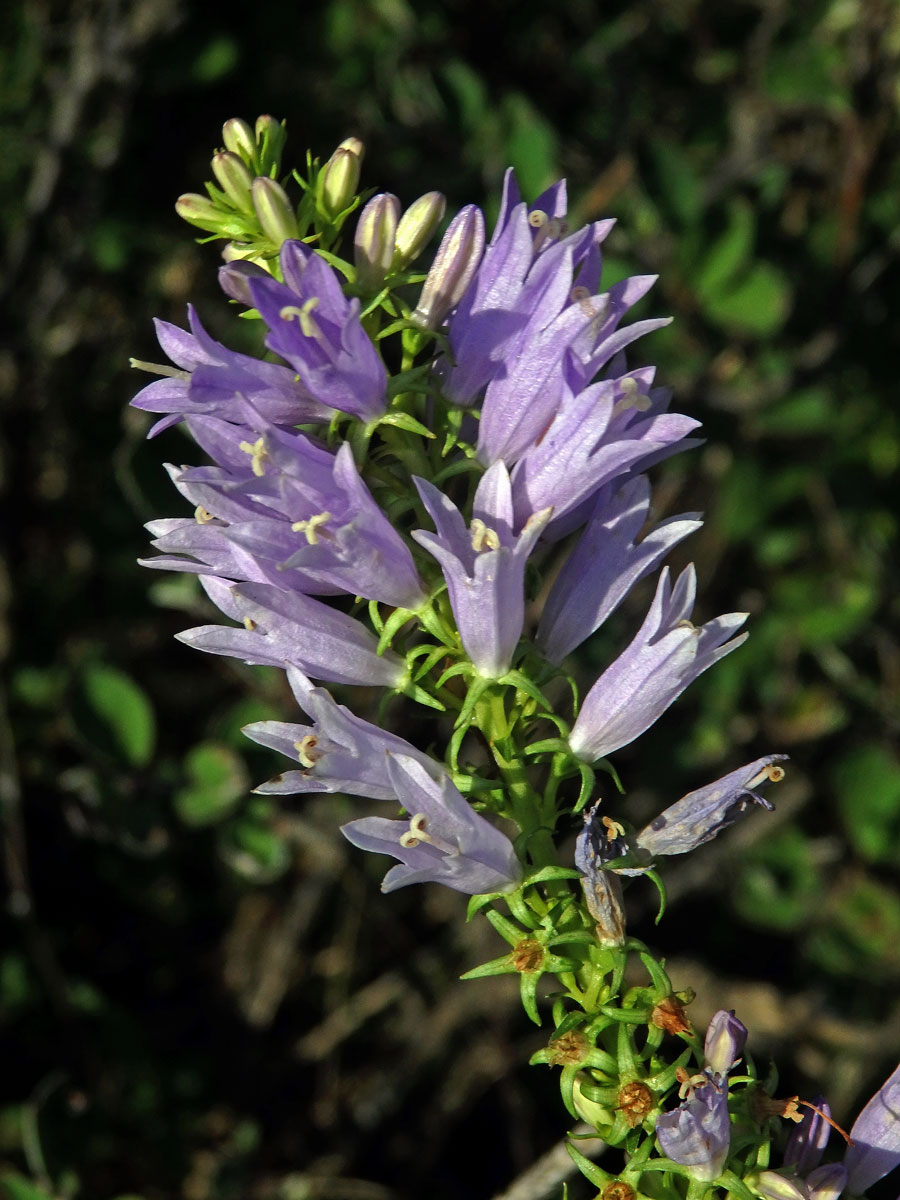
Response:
[2,0,899,1197]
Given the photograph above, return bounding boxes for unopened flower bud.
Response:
[704,1009,747,1076]
[572,1075,614,1131]
[255,115,286,175]
[784,1096,831,1172]
[354,192,399,291]
[751,1171,808,1200]
[412,204,485,329]
[211,152,254,212]
[805,1163,848,1200]
[320,137,364,218]
[222,118,257,167]
[393,191,447,269]
[251,176,299,246]
[218,260,270,306]
[175,193,245,237]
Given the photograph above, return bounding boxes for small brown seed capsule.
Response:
[602,1182,636,1200]
[617,1080,654,1128]
[512,938,544,974]
[651,994,692,1036]
[546,1030,588,1067]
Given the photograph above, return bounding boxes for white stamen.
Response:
[279,297,321,338]
[194,506,215,524]
[528,210,548,229]
[471,518,500,552]
[612,377,653,418]
[294,735,322,768]
[291,511,332,545]
[238,436,269,477]
[747,762,786,789]
[243,617,257,631]
[129,358,190,380]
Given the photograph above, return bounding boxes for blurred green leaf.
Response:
[756,387,832,437]
[806,875,900,978]
[0,1175,55,1200]
[695,201,755,301]
[501,93,558,198]
[702,262,792,337]
[832,744,900,863]
[192,34,239,83]
[77,664,156,768]
[173,742,248,827]
[733,828,821,931]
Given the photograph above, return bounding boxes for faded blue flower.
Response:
[341,753,522,894]
[634,755,788,860]
[568,565,748,763]
[704,1010,747,1077]
[784,1097,832,1173]
[656,1075,731,1182]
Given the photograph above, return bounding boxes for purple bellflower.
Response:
[536,475,702,664]
[131,304,332,437]
[249,240,388,421]
[177,577,405,689]
[568,564,748,763]
[243,667,439,799]
[656,1076,732,1182]
[508,371,701,529]
[704,1010,748,1078]
[784,1097,833,1174]
[412,462,552,678]
[146,416,426,611]
[844,1062,900,1194]
[341,753,522,895]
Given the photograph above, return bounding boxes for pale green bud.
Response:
[211,152,254,213]
[222,118,258,168]
[412,204,485,329]
[354,192,400,291]
[251,176,299,246]
[319,137,364,218]
[751,1172,808,1200]
[175,193,246,237]
[255,115,287,176]
[572,1076,614,1131]
[393,191,446,269]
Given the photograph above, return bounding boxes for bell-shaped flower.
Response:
[176,578,405,689]
[784,1097,832,1173]
[341,754,522,895]
[656,1076,731,1182]
[805,1163,848,1200]
[131,304,331,437]
[148,417,426,611]
[249,240,387,421]
[634,755,788,860]
[244,667,439,799]
[844,1062,900,1194]
[412,462,552,678]
[509,373,701,528]
[537,475,702,664]
[568,565,749,763]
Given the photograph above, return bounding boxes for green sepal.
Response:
[574,762,597,812]
[452,674,492,729]
[504,887,541,929]
[376,606,415,654]
[645,868,668,925]
[460,954,516,980]
[376,410,435,439]
[437,661,474,691]
[432,455,483,487]
[520,971,542,1025]
[559,1063,579,1118]
[617,1017,640,1077]
[524,737,571,756]
[597,756,626,793]
[397,680,445,711]
[552,1010,588,1039]
[565,1141,613,1190]
[412,647,450,682]
[497,668,552,711]
[367,599,385,634]
[598,1003,652,1025]
[485,908,529,946]
[717,1172,759,1200]
[466,891,498,921]
[525,865,582,885]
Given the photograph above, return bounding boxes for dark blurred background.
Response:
[2,0,900,1197]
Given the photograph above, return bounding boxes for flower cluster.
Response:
[129,119,895,1200]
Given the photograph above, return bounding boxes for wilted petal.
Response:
[656,1080,731,1182]
[634,756,788,859]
